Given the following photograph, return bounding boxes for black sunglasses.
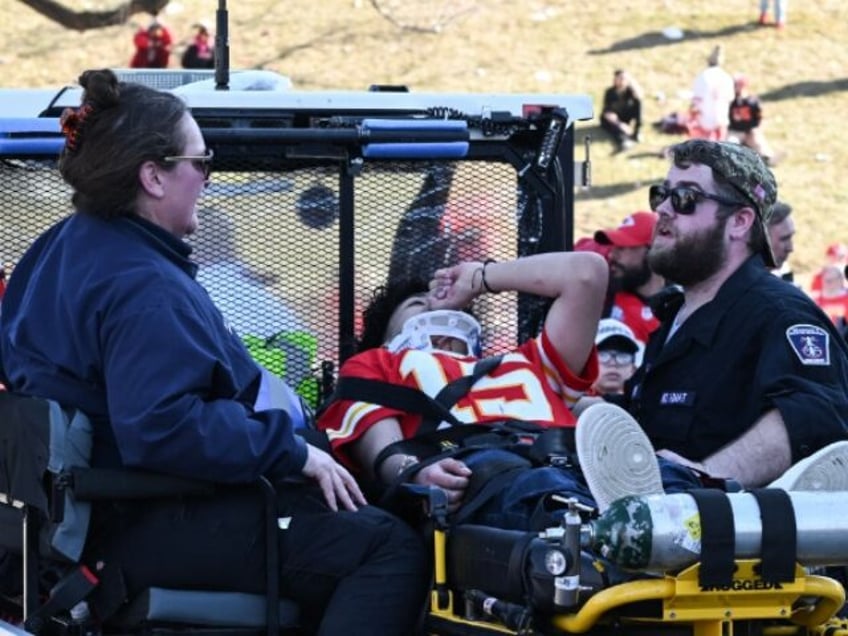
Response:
[649,184,745,215]
[162,148,214,180]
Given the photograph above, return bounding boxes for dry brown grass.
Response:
[2,0,847,286]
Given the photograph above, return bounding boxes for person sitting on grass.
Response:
[600,69,643,153]
[728,73,781,167]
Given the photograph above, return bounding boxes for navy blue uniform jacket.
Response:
[0,213,307,483]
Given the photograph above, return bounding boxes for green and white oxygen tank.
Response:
[589,492,848,572]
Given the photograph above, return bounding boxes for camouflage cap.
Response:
[670,139,778,267]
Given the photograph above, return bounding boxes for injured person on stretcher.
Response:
[317,252,848,530]
[316,251,848,616]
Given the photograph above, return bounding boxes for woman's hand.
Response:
[411,457,472,512]
[302,444,368,512]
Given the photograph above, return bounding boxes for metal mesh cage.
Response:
[0,101,577,407]
[113,69,218,90]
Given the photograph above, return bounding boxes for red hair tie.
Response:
[60,103,94,152]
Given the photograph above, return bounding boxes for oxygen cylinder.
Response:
[589,491,848,571]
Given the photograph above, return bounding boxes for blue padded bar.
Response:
[0,118,61,134]
[0,118,64,155]
[0,138,65,155]
[361,118,467,132]
[360,118,469,156]
[362,142,469,159]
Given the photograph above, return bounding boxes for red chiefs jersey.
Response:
[609,290,659,347]
[318,329,598,469]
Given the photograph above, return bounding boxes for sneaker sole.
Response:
[575,403,663,513]
[768,441,848,491]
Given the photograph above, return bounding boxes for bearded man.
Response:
[618,140,848,488]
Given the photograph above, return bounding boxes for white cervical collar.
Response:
[386,310,482,356]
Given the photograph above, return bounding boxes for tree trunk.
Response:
[17,0,171,31]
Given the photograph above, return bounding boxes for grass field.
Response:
[2,0,847,287]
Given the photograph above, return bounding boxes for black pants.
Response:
[601,102,642,145]
[86,484,429,635]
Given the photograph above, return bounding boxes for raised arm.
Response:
[430,251,608,375]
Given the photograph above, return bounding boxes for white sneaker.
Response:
[768,441,848,491]
[575,403,664,513]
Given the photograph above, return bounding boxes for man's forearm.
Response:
[482,252,607,300]
[701,409,791,488]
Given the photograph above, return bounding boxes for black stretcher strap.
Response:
[688,489,736,587]
[330,355,503,434]
[421,356,503,434]
[378,439,531,511]
[331,377,464,430]
[749,488,797,583]
[334,356,504,476]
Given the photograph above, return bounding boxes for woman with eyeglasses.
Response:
[0,69,427,635]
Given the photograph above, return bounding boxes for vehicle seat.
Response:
[0,392,300,635]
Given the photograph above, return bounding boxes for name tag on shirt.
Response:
[659,391,696,406]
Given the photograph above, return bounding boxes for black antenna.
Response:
[214,0,230,90]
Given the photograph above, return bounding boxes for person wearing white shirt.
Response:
[689,45,735,141]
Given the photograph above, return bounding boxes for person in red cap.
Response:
[594,211,665,348]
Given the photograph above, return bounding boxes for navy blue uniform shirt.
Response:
[625,255,848,462]
[0,213,307,483]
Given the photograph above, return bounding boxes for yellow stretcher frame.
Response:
[428,523,847,636]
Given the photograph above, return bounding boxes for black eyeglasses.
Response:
[649,184,745,215]
[598,350,635,366]
[163,148,214,179]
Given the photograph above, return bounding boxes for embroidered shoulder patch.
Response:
[785,324,830,366]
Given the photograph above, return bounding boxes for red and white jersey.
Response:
[318,329,598,468]
[609,290,660,349]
